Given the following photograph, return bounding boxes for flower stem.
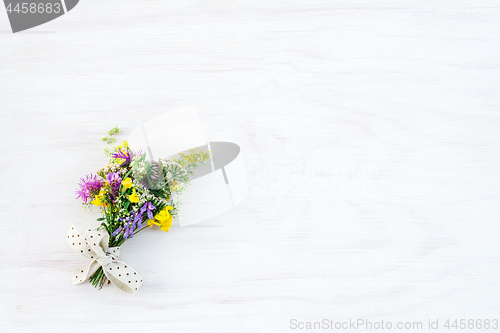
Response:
[133,224,149,235]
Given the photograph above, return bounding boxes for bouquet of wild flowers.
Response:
[68,127,210,293]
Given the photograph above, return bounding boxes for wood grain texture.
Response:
[1,1,499,332]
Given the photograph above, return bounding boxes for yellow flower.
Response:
[154,206,173,232]
[91,195,103,206]
[146,206,174,232]
[121,177,133,191]
[160,218,172,232]
[147,218,159,228]
[128,189,140,203]
[91,189,106,206]
[122,140,129,148]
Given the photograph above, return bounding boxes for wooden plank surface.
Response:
[0,1,499,332]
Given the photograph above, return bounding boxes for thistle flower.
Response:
[112,147,131,166]
[76,174,104,204]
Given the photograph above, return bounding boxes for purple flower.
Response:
[147,202,156,220]
[107,172,122,188]
[112,147,130,160]
[76,174,104,203]
[136,202,156,226]
[106,172,122,202]
[139,202,148,215]
[112,148,133,166]
[113,202,157,242]
[111,226,122,237]
[133,209,143,226]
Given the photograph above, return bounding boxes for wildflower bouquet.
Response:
[68,127,210,293]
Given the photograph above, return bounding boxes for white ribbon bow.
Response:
[67,226,143,294]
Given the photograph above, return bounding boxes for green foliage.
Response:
[102,126,120,144]
[102,126,130,163]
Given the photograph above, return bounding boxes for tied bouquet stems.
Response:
[76,127,210,289]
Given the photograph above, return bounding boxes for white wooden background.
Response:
[1,1,499,332]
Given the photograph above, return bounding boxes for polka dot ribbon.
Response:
[67,226,143,294]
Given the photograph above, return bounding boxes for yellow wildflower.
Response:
[91,189,106,206]
[147,218,159,228]
[121,177,133,191]
[160,219,172,232]
[128,189,140,203]
[155,206,173,232]
[91,195,103,206]
[147,206,174,232]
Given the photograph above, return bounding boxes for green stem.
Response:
[89,267,107,290]
[133,224,149,235]
[97,269,106,290]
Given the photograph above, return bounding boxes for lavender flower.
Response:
[76,174,104,203]
[112,202,157,241]
[147,202,156,220]
[111,226,122,237]
[134,202,156,228]
[133,210,142,227]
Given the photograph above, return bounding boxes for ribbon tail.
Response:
[67,225,99,259]
[72,260,100,285]
[101,260,143,294]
